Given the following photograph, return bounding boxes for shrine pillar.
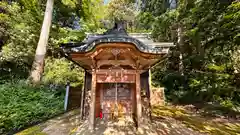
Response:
[89,69,96,130]
[136,71,142,127]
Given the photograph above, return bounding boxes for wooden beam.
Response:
[136,57,140,69]
[122,50,138,64]
[96,73,136,83]
[89,69,96,130]
[149,70,152,89]
[95,69,147,74]
[89,48,103,58]
[91,58,97,69]
[96,69,136,74]
[70,44,164,70]
[136,71,142,127]
[96,60,136,69]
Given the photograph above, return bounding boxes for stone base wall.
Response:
[141,87,165,123]
[150,87,165,106]
[141,96,151,123]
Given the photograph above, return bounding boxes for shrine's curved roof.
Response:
[61,34,171,54]
[61,22,174,55]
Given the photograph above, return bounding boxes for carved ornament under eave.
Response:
[97,73,135,83]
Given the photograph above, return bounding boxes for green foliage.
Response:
[0,81,64,134]
[80,0,107,33]
[0,0,107,133]
[106,0,137,22]
[232,49,240,73]
[152,9,177,41]
[135,12,155,30]
[43,58,84,87]
[49,26,85,53]
[141,0,169,16]
[61,0,78,8]
[0,0,105,84]
[0,1,42,81]
[207,64,225,72]
[136,0,176,33]
[0,1,41,63]
[149,0,240,107]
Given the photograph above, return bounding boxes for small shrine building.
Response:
[61,22,174,130]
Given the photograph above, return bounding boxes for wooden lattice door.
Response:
[101,83,132,119]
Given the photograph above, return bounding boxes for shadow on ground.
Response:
[152,105,240,135]
[72,115,205,135]
[16,109,82,135]
[16,106,240,135]
[172,102,240,119]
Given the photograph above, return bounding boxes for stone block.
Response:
[150,87,165,106]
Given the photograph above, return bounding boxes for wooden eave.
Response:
[68,43,166,71]
[60,32,175,72]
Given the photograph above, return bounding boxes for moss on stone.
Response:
[15,126,47,135]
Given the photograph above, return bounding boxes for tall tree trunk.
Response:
[177,24,184,76]
[29,0,54,84]
[178,24,188,90]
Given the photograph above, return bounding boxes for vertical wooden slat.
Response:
[136,71,142,127]
[83,72,92,119]
[147,69,152,121]
[100,84,103,119]
[80,71,86,120]
[89,69,96,130]
[149,69,152,90]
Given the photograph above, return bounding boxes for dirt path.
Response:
[16,106,240,135]
[71,117,205,135]
[16,109,82,135]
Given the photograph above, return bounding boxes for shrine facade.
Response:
[61,22,174,130]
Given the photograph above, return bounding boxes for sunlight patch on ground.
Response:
[16,109,82,135]
[16,106,240,135]
[15,126,47,135]
[152,105,240,135]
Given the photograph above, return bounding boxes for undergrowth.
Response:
[0,80,65,135]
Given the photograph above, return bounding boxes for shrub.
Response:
[43,58,84,87]
[0,81,64,134]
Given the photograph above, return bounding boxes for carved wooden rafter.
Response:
[123,49,155,70]
[90,48,103,58]
[122,51,136,62]
[141,59,159,69]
